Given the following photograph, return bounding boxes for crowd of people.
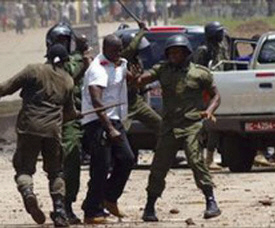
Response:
[0,0,195,34]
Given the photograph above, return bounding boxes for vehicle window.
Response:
[258,40,275,64]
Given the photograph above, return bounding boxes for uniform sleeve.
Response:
[148,63,162,81]
[192,46,209,67]
[121,29,145,60]
[199,70,214,90]
[85,64,108,88]
[64,54,84,79]
[63,89,77,122]
[0,65,32,97]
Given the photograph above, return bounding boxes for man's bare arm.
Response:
[136,71,157,88]
[200,85,221,121]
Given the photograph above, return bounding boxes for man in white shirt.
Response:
[81,34,135,224]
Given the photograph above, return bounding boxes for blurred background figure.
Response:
[0,0,7,32]
[60,0,70,24]
[69,0,76,24]
[81,0,89,22]
[15,0,25,34]
[40,0,49,27]
[145,0,157,26]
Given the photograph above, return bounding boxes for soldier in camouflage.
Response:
[192,21,230,170]
[46,22,91,225]
[119,22,162,161]
[137,34,222,222]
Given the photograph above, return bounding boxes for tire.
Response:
[221,135,256,172]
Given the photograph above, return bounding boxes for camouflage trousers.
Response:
[146,123,214,197]
[62,120,82,203]
[13,133,65,196]
[124,95,161,132]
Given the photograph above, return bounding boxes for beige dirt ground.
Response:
[1,143,275,228]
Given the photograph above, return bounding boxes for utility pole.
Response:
[90,0,99,54]
[163,0,169,25]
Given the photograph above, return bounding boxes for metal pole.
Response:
[163,0,169,25]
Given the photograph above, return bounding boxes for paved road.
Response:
[0,21,141,101]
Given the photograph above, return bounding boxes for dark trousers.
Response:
[82,120,135,217]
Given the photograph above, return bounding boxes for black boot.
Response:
[20,187,46,224]
[202,186,221,219]
[142,194,159,222]
[50,194,70,227]
[65,201,81,225]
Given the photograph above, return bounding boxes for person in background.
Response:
[145,0,157,26]
[15,0,25,34]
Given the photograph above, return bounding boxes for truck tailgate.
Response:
[214,69,275,115]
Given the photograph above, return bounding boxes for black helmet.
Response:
[120,32,150,50]
[205,21,224,42]
[164,34,193,55]
[46,43,69,64]
[46,22,73,50]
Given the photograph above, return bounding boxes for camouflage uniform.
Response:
[146,62,214,197]
[121,29,161,157]
[62,52,84,206]
[192,41,230,70]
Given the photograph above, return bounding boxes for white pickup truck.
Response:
[206,31,275,172]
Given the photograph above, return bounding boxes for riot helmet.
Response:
[164,34,193,56]
[205,21,224,43]
[119,32,150,51]
[46,22,73,52]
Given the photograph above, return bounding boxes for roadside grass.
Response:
[172,14,275,33]
[0,100,21,115]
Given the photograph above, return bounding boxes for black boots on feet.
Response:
[20,187,46,224]
[50,194,70,227]
[142,195,159,222]
[65,201,81,225]
[202,186,221,219]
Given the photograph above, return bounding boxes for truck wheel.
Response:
[222,135,256,172]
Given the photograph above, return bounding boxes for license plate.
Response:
[245,121,275,132]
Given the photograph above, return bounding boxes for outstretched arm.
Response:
[0,66,30,97]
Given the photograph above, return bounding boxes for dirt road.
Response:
[1,141,275,227]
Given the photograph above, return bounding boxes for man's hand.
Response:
[108,127,123,143]
[138,21,148,31]
[83,47,93,68]
[200,111,217,123]
[75,111,84,119]
[75,34,89,53]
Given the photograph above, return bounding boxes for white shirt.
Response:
[81,54,128,125]
[146,0,156,13]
